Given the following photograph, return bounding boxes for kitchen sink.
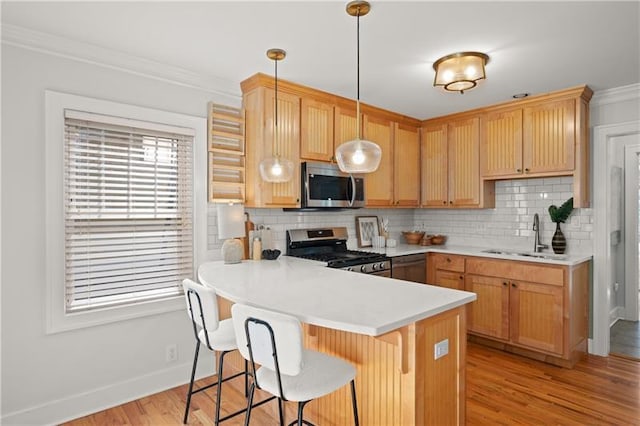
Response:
[482,249,567,260]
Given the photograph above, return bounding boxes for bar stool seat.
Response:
[197,320,237,352]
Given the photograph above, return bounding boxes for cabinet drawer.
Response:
[434,270,464,290]
[429,253,465,272]
[466,257,565,286]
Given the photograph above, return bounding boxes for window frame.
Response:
[45,91,207,333]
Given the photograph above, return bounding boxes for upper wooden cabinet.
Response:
[478,85,592,207]
[300,97,335,162]
[421,117,493,208]
[363,114,394,207]
[243,85,301,208]
[393,123,420,207]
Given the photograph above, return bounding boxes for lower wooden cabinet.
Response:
[428,252,589,367]
[427,253,465,290]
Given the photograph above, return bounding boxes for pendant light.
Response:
[259,48,294,183]
[335,0,382,174]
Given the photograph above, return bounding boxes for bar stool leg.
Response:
[350,380,359,426]
[244,382,255,426]
[183,341,200,424]
[277,397,284,426]
[214,351,228,426]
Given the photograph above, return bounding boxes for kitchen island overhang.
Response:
[198,256,476,425]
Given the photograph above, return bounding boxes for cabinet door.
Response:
[448,117,480,207]
[481,109,523,177]
[465,274,510,340]
[300,98,334,162]
[334,106,358,152]
[434,270,465,290]
[393,123,420,207]
[421,123,448,207]
[523,99,575,174]
[264,89,301,206]
[363,114,394,207]
[510,280,564,355]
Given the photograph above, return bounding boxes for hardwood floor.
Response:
[64,342,640,425]
[611,320,640,360]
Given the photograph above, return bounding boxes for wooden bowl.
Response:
[402,231,425,245]
[430,235,447,245]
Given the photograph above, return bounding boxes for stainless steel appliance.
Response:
[391,253,427,284]
[286,227,390,276]
[300,162,365,209]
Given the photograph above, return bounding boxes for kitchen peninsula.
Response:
[198,256,476,425]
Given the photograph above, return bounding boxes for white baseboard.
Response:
[609,306,624,327]
[1,357,214,425]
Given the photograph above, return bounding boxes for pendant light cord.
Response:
[274,57,279,157]
[356,8,361,139]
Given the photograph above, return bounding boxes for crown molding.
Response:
[591,83,640,107]
[1,24,241,102]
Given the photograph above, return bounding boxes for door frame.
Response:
[624,144,640,321]
[593,120,640,356]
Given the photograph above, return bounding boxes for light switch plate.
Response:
[434,339,449,360]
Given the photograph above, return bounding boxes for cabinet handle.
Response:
[524,168,530,173]
[459,275,464,280]
[502,282,508,286]
[516,168,522,173]
[449,201,453,204]
[446,258,451,263]
[511,282,517,288]
[443,200,447,205]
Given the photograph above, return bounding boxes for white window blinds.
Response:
[64,109,195,313]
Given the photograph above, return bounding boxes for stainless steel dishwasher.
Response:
[391,253,427,284]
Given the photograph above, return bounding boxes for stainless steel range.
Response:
[286,227,391,276]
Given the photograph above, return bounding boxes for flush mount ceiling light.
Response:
[259,48,294,183]
[433,51,490,94]
[335,0,382,174]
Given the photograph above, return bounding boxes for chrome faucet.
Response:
[532,213,548,253]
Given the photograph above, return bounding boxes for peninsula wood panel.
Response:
[523,99,575,174]
[420,123,448,207]
[481,108,523,177]
[448,117,480,207]
[300,98,334,162]
[465,274,510,340]
[510,280,564,355]
[393,123,420,206]
[363,114,394,207]
[216,297,466,426]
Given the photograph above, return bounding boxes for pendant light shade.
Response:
[336,1,382,174]
[259,48,294,183]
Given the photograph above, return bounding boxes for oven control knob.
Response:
[346,267,353,272]
[372,263,378,271]
[360,265,367,273]
[379,263,386,270]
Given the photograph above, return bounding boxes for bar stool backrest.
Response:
[182,279,220,345]
[232,303,303,376]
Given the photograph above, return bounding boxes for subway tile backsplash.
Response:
[207,176,592,259]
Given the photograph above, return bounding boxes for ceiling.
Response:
[2,1,639,119]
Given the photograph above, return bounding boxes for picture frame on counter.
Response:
[355,216,379,247]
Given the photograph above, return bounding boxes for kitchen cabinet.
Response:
[243,85,301,207]
[426,253,465,290]
[393,123,421,206]
[363,114,394,207]
[479,85,592,207]
[465,256,588,366]
[421,117,493,208]
[300,97,335,162]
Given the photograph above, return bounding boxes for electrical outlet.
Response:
[434,339,449,360]
[166,344,177,363]
[613,282,620,292]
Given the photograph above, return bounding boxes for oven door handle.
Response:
[348,174,356,207]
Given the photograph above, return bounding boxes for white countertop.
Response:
[198,256,476,337]
[362,243,592,266]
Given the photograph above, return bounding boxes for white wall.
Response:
[0,45,239,424]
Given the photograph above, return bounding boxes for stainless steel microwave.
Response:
[301,162,365,208]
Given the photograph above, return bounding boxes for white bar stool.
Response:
[231,303,360,426]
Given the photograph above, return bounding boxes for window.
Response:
[46,91,207,332]
[64,110,194,312]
